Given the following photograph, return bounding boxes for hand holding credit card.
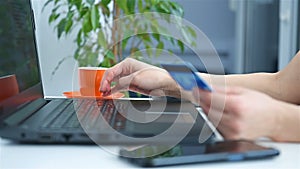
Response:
[161,62,212,92]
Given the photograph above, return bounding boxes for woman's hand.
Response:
[100,58,180,97]
[193,86,281,140]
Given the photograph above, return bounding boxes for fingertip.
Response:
[102,91,111,97]
[99,80,107,92]
[106,71,114,81]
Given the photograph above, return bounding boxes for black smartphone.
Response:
[119,140,280,167]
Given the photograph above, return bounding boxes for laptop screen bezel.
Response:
[0,0,45,120]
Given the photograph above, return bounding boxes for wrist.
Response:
[164,76,182,98]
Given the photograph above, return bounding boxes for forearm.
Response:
[200,52,300,104]
[225,73,280,99]
[199,73,282,101]
[165,72,277,104]
[271,101,300,142]
[162,77,197,103]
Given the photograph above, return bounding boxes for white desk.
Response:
[0,138,299,169]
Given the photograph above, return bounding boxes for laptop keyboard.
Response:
[40,100,73,129]
[41,99,126,131]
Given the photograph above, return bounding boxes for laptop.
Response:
[0,0,215,145]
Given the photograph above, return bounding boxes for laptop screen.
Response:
[0,0,43,116]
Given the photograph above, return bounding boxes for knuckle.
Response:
[131,74,140,85]
[227,97,243,117]
[226,133,240,140]
[231,120,244,137]
[124,57,134,63]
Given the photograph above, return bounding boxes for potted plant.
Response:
[43,0,197,69]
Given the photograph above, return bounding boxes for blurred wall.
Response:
[31,0,79,97]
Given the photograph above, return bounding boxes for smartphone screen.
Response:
[161,63,212,91]
[119,140,280,167]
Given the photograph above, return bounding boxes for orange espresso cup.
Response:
[78,67,107,96]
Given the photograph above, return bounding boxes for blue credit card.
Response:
[161,63,212,92]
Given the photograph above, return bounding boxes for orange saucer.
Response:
[63,91,124,99]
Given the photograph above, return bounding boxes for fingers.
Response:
[193,86,248,113]
[205,110,234,138]
[200,99,245,140]
[100,58,151,94]
[100,58,134,93]
[193,87,227,112]
[101,73,133,96]
[194,86,251,140]
[110,75,134,93]
[100,63,122,93]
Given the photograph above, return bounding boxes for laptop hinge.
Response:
[3,98,47,126]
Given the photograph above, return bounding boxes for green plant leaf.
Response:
[140,34,151,42]
[145,45,152,56]
[150,19,159,31]
[57,18,67,38]
[82,11,92,35]
[186,26,196,37]
[76,29,83,46]
[177,40,184,53]
[168,49,174,56]
[182,26,193,44]
[191,41,197,48]
[123,29,134,39]
[169,36,175,45]
[79,6,89,18]
[141,37,152,47]
[170,2,184,16]
[100,58,108,67]
[73,0,82,10]
[152,33,160,42]
[106,50,115,59]
[48,13,60,23]
[127,0,136,14]
[121,38,129,50]
[158,2,170,14]
[91,5,100,30]
[51,4,61,14]
[138,0,143,12]
[64,11,74,33]
[150,0,159,5]
[102,0,111,6]
[157,26,168,35]
[97,30,107,48]
[42,0,55,12]
[87,0,95,5]
[116,0,128,14]
[100,57,114,67]
[156,41,164,56]
[130,47,139,54]
[133,50,143,59]
[100,1,111,16]
[157,41,164,49]
[65,19,73,33]
[86,52,99,66]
